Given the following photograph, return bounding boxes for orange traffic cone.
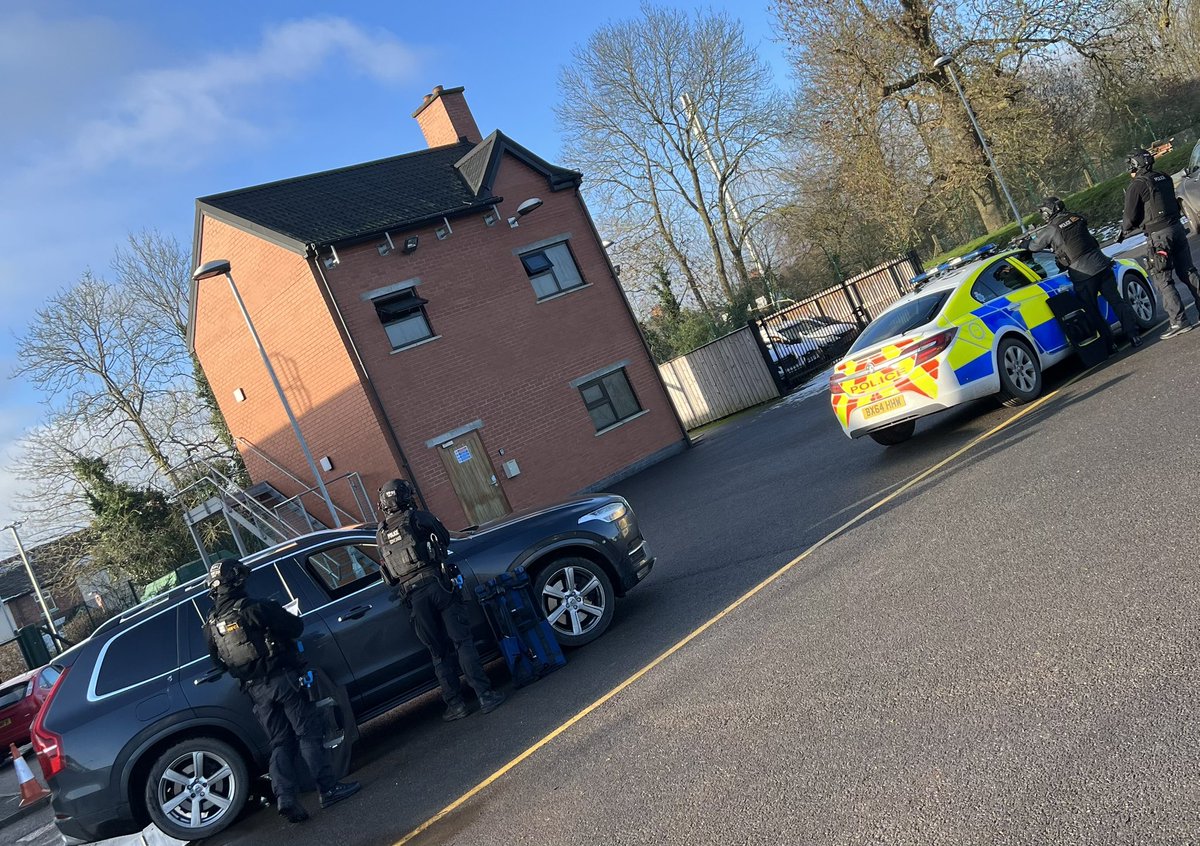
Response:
[10,743,51,807]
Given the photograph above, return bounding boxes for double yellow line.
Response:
[394,359,1106,844]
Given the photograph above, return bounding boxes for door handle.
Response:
[337,605,373,623]
[193,667,225,686]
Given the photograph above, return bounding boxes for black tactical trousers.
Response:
[1147,223,1200,326]
[1074,268,1140,346]
[406,580,492,706]
[246,671,335,801]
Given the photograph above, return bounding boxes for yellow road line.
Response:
[393,361,1107,845]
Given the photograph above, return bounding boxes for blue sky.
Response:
[0,0,787,555]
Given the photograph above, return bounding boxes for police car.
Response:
[829,244,1157,445]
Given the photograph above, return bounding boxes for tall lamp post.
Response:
[933,54,1027,233]
[193,259,341,528]
[3,522,59,636]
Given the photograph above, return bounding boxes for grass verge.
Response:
[926,144,1194,268]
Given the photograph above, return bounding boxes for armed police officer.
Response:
[1120,147,1200,339]
[1021,196,1142,350]
[376,479,506,721]
[204,558,360,824]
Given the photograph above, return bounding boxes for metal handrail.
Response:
[171,458,303,542]
[235,437,308,489]
[234,438,375,526]
[271,471,373,527]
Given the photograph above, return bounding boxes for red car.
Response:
[0,666,60,754]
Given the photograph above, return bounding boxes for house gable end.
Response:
[456,131,582,198]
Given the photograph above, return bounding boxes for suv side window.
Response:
[302,543,383,601]
[94,609,178,697]
[39,667,60,690]
[181,563,296,662]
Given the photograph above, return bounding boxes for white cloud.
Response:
[42,16,424,172]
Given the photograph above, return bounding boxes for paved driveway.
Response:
[194,239,1200,845]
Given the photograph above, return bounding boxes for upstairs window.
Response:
[520,242,586,300]
[374,289,433,350]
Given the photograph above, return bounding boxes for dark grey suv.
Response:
[32,494,654,843]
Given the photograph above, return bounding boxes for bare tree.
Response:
[773,0,1123,232]
[559,5,785,306]
[10,231,241,541]
[14,273,191,488]
[112,230,245,472]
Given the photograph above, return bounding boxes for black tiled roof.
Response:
[196,133,583,249]
[199,142,485,247]
[0,564,33,601]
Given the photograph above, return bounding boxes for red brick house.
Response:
[189,85,687,529]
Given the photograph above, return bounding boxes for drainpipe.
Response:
[307,245,427,509]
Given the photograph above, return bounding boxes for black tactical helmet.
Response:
[379,478,415,514]
[1038,196,1065,222]
[1127,148,1155,174]
[207,557,249,593]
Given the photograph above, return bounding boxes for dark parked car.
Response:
[1175,139,1200,235]
[33,494,654,843]
[0,665,60,753]
[759,314,859,382]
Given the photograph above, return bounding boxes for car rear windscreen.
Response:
[0,681,28,708]
[849,292,950,354]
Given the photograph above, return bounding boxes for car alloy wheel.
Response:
[145,737,248,840]
[1003,343,1037,393]
[157,750,238,830]
[996,336,1042,407]
[1124,274,1155,327]
[535,557,615,647]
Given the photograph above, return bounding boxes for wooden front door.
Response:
[435,430,511,526]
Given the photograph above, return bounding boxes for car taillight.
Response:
[32,666,67,780]
[829,370,845,394]
[908,328,957,365]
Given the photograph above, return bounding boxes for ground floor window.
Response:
[577,368,642,431]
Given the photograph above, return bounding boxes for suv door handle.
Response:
[337,605,372,623]
[193,668,225,686]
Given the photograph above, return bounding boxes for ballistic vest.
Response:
[1135,172,1182,232]
[1048,212,1111,281]
[1052,214,1099,264]
[378,510,428,588]
[208,599,269,675]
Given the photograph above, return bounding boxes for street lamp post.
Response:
[193,259,342,528]
[3,522,59,636]
[934,55,1027,233]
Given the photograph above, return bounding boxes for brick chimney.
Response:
[412,85,481,148]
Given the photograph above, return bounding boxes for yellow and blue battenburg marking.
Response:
[832,265,1076,428]
[941,278,1071,387]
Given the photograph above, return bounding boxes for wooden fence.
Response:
[657,326,780,429]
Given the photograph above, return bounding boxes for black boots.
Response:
[278,799,309,824]
[319,781,362,809]
[479,690,507,714]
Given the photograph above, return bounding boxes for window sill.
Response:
[594,409,648,437]
[389,335,441,354]
[536,283,592,304]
